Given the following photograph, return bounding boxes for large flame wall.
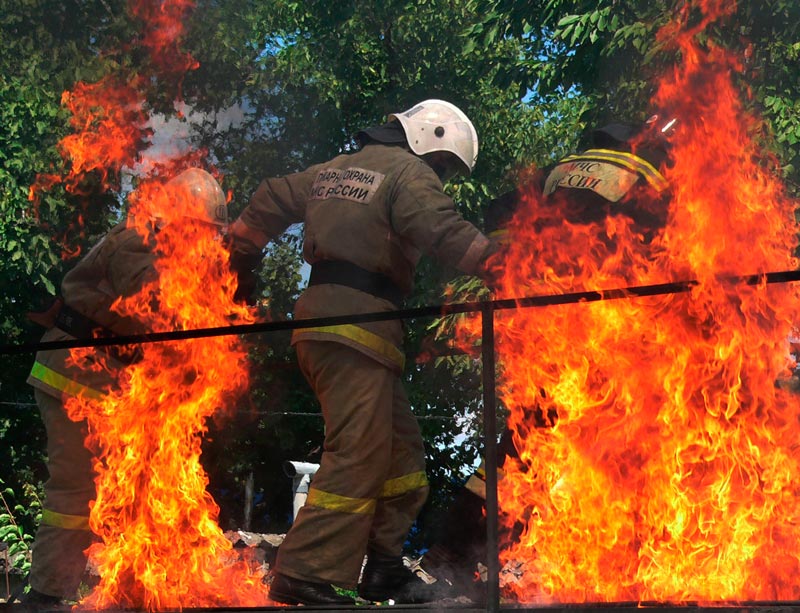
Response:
[481,3,800,604]
[64,183,264,610]
[29,0,270,609]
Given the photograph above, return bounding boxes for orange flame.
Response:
[130,0,200,84]
[30,0,272,609]
[65,179,265,610]
[28,0,201,256]
[29,77,145,202]
[28,76,147,259]
[471,1,800,603]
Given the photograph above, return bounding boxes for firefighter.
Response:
[489,117,672,254]
[419,116,674,603]
[227,99,496,606]
[21,168,228,607]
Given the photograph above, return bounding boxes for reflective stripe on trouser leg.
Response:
[275,341,427,588]
[367,380,429,558]
[29,389,95,599]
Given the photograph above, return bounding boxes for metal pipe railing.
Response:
[482,302,500,612]
[3,269,797,357]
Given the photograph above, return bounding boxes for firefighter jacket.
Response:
[27,220,157,400]
[485,138,671,244]
[231,143,493,372]
[541,145,670,231]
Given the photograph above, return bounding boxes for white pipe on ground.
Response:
[282,461,320,520]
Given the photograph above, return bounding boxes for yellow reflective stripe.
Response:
[41,508,91,530]
[562,149,669,192]
[29,361,104,400]
[487,228,511,244]
[294,325,405,370]
[380,471,429,498]
[306,487,376,515]
[464,474,487,499]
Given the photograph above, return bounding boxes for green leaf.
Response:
[8,540,28,556]
[556,14,581,27]
[570,22,585,46]
[39,274,56,295]
[0,525,21,540]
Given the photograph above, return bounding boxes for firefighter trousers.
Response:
[274,340,429,588]
[29,389,96,599]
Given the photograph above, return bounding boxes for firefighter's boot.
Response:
[358,550,441,603]
[268,572,355,606]
[13,587,66,611]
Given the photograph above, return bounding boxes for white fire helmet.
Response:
[166,168,228,227]
[389,99,479,177]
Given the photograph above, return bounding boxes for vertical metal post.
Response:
[243,471,254,531]
[481,302,500,612]
[2,542,9,601]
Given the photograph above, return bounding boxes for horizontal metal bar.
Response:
[2,269,798,356]
[30,600,800,612]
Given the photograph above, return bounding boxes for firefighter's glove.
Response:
[230,251,262,304]
[226,236,262,305]
[27,296,64,329]
[478,238,504,294]
[480,260,504,295]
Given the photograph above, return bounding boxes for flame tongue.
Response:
[479,2,800,604]
[65,190,265,609]
[28,0,271,608]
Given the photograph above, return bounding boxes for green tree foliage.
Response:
[0,476,41,575]
[474,0,800,187]
[0,0,137,523]
[0,0,139,334]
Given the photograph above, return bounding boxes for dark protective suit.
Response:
[26,221,156,599]
[230,142,494,587]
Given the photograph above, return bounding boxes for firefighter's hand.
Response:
[225,236,263,305]
[232,263,259,304]
[27,297,64,329]
[480,266,503,295]
[478,239,504,294]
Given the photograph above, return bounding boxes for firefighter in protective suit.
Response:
[22,168,228,607]
[420,117,674,602]
[227,99,496,606]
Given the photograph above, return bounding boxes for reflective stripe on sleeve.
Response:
[293,325,405,370]
[305,487,376,515]
[29,361,104,400]
[41,508,91,531]
[561,149,669,192]
[464,474,487,499]
[456,233,491,275]
[487,228,510,244]
[230,218,270,251]
[379,471,429,498]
